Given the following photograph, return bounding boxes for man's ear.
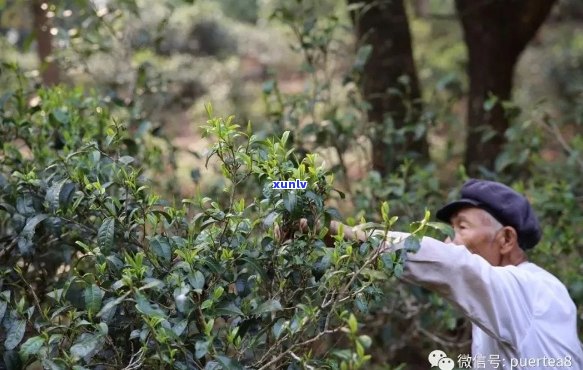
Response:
[499,226,518,254]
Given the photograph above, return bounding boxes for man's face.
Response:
[445,207,502,265]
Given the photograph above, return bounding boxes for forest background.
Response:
[1,0,583,369]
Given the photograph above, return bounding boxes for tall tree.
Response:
[348,0,428,176]
[455,0,556,175]
[32,0,59,86]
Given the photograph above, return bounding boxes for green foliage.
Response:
[263,0,369,185]
[2,0,583,367]
[263,2,583,359]
[489,104,583,325]
[218,0,259,24]
[0,65,433,368]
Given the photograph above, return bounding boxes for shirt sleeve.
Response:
[384,231,535,347]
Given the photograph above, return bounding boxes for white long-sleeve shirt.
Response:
[385,232,583,369]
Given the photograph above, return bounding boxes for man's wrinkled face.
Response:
[445,207,503,265]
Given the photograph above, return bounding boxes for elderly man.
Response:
[319,179,583,369]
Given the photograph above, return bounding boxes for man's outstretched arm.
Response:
[294,218,535,346]
[291,219,368,247]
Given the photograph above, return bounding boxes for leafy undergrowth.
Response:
[0,75,429,369]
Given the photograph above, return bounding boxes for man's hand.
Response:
[274,218,375,248]
[273,218,312,243]
[273,217,397,255]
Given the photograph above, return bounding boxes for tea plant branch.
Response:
[539,115,583,172]
[253,308,326,368]
[105,334,124,367]
[257,327,342,370]
[336,283,370,305]
[0,238,17,261]
[59,216,97,235]
[289,351,316,370]
[122,346,146,370]
[89,361,123,369]
[333,142,351,191]
[318,223,391,335]
[326,233,385,306]
[16,267,49,322]
[321,288,338,308]
[286,21,320,127]
[253,331,290,366]
[193,296,207,337]
[416,322,472,348]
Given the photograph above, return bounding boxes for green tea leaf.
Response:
[139,278,165,291]
[46,180,76,212]
[347,313,358,334]
[325,207,341,220]
[251,299,282,315]
[5,319,26,350]
[263,211,278,228]
[355,294,369,314]
[174,285,191,314]
[19,336,45,358]
[42,359,66,370]
[381,253,394,270]
[213,286,224,300]
[281,130,290,145]
[283,191,297,213]
[59,182,76,209]
[52,108,70,124]
[97,322,108,335]
[152,210,172,224]
[187,270,205,290]
[358,335,372,349]
[381,201,389,223]
[97,292,129,318]
[135,293,166,319]
[216,302,244,317]
[216,355,243,370]
[17,214,49,254]
[483,94,498,111]
[353,44,373,72]
[98,218,115,250]
[118,155,135,165]
[426,222,455,240]
[361,268,386,281]
[16,196,35,216]
[70,333,104,360]
[272,318,286,339]
[84,284,104,315]
[173,319,188,337]
[201,300,213,310]
[46,180,65,212]
[150,236,171,262]
[195,340,209,359]
[404,236,421,253]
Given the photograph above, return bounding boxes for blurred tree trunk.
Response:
[348,0,428,177]
[32,0,59,86]
[413,0,429,18]
[455,0,556,175]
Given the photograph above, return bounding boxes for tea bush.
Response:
[0,64,436,369]
[260,2,474,363]
[3,1,583,368]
